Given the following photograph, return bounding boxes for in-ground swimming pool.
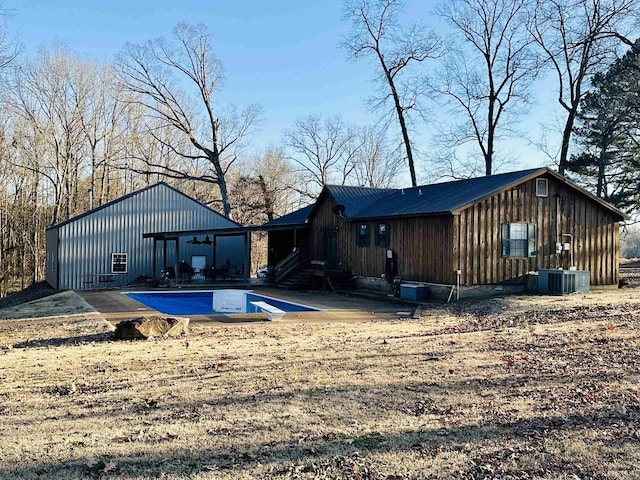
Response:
[125,290,321,316]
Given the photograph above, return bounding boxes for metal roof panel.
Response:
[352,169,542,218]
[262,204,314,227]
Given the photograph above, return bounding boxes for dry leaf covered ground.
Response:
[1,281,639,479]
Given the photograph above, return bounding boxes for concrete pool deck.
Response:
[76,287,416,325]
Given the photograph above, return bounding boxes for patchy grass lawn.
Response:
[1,291,639,479]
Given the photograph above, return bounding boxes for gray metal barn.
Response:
[45,183,246,290]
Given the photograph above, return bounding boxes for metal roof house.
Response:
[46,183,245,290]
[263,168,628,290]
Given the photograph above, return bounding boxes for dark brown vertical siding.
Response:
[598,210,605,284]
[465,208,472,285]
[309,177,620,287]
[549,184,558,267]
[498,191,506,281]
[452,214,461,282]
[589,201,596,279]
[389,215,453,284]
[458,210,467,285]
[453,176,620,286]
[604,215,610,284]
[611,223,620,284]
[480,201,487,282]
[308,194,455,284]
[540,188,548,259]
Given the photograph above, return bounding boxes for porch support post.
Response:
[244,231,251,285]
[152,237,157,277]
[213,235,218,268]
[163,237,168,271]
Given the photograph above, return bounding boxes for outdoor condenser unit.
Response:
[537,269,590,294]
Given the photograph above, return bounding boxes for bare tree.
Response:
[282,115,362,199]
[230,147,298,225]
[73,62,132,207]
[353,125,404,187]
[228,148,300,275]
[10,48,91,224]
[530,0,640,175]
[343,0,442,187]
[435,0,538,176]
[0,5,19,76]
[116,23,261,217]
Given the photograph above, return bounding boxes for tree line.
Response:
[0,0,639,294]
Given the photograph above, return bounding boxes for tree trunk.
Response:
[388,73,417,187]
[558,107,577,175]
[486,95,495,176]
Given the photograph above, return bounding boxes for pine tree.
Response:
[568,40,640,215]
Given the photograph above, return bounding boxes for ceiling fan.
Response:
[186,235,213,245]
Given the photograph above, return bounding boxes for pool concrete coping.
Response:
[76,287,414,325]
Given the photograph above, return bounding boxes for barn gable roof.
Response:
[313,168,628,222]
[47,182,239,231]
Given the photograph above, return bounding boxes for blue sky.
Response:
[6,1,377,144]
[5,0,552,180]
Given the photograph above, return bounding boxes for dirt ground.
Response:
[0,267,639,479]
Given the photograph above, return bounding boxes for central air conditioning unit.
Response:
[537,269,590,294]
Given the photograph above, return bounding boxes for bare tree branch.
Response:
[116,23,261,217]
[343,0,443,186]
[529,0,640,174]
[434,0,539,176]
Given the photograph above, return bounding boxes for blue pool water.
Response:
[125,290,320,316]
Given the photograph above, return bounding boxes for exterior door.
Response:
[323,227,338,269]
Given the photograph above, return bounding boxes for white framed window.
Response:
[502,223,536,258]
[536,178,548,197]
[111,253,128,273]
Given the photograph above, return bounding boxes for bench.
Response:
[98,274,116,288]
[250,301,285,321]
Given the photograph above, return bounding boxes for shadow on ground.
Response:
[11,331,116,349]
[0,405,635,479]
[0,281,60,310]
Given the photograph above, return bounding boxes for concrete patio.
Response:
[76,287,419,325]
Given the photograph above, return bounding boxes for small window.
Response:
[375,222,390,247]
[502,223,536,258]
[111,253,128,273]
[356,223,370,246]
[536,178,548,197]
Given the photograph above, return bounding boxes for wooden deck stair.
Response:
[278,268,314,290]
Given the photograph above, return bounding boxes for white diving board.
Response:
[250,301,286,321]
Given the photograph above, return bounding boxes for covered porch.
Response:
[143,226,251,286]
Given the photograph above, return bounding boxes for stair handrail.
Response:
[274,249,301,284]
